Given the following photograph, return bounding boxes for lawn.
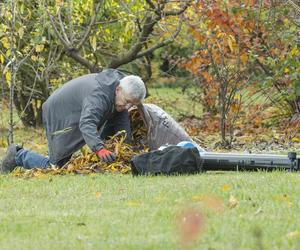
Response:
[1,88,300,249]
[1,172,300,249]
[147,87,203,119]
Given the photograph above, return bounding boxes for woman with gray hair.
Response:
[1,69,146,172]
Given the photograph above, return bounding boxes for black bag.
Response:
[130,146,203,176]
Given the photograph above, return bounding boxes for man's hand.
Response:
[96,148,116,163]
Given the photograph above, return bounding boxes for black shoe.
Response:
[0,144,20,173]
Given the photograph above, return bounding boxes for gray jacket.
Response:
[42,69,130,164]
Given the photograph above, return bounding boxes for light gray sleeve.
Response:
[79,93,111,152]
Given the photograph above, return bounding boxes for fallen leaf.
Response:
[273,194,292,206]
[126,201,142,207]
[287,231,300,238]
[95,192,101,198]
[221,184,231,192]
[228,195,238,209]
[254,207,263,215]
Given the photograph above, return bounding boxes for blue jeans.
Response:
[15,149,51,169]
[15,120,125,169]
[15,149,70,169]
[14,125,112,169]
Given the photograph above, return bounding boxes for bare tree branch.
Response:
[47,2,102,72]
[77,1,102,50]
[66,49,101,72]
[145,0,156,11]
[136,16,183,58]
[108,0,191,69]
[46,0,188,72]
[94,19,119,25]
[108,14,159,68]
[287,0,300,12]
[67,0,74,43]
[164,1,192,16]
[58,7,71,44]
[145,0,191,16]
[97,48,117,58]
[47,10,70,47]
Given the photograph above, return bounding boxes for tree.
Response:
[184,0,300,146]
[1,0,64,127]
[241,0,300,122]
[1,0,192,128]
[46,0,190,72]
[184,0,252,146]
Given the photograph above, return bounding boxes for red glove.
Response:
[96,148,116,163]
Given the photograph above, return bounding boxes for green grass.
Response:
[1,172,300,249]
[0,103,49,157]
[0,126,48,158]
[148,87,202,119]
[1,89,300,250]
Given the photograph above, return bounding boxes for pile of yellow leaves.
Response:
[11,109,149,178]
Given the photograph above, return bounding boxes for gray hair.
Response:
[119,75,146,101]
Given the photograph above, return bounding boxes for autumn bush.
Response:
[183,0,300,147]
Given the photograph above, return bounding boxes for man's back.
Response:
[44,73,99,114]
[42,69,127,164]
